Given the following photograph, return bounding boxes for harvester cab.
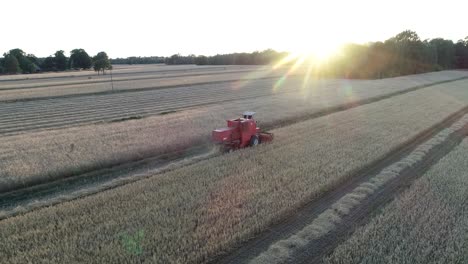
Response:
[212,111,274,152]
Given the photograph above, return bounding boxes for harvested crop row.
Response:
[1,76,468,194]
[0,66,266,90]
[0,68,280,94]
[325,137,468,264]
[0,79,300,130]
[2,78,468,264]
[0,71,466,136]
[0,64,244,82]
[251,113,468,264]
[0,77,302,135]
[0,66,295,101]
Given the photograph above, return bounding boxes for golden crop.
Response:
[1,72,467,193]
[2,77,468,263]
[253,114,468,263]
[325,137,468,264]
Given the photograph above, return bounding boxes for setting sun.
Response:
[292,41,343,62]
[273,42,342,71]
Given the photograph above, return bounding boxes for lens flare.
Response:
[273,55,306,92]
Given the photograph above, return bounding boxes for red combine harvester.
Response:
[212,112,274,152]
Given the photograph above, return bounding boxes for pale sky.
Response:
[2,0,467,58]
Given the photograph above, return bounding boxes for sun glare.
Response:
[273,42,342,72]
[294,42,342,63]
[271,40,344,92]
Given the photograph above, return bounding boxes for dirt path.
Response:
[213,105,468,264]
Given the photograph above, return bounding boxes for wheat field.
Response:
[1,76,468,263]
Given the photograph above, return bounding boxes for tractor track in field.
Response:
[0,144,213,220]
[1,77,468,220]
[212,105,468,264]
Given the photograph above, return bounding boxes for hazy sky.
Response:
[3,0,467,58]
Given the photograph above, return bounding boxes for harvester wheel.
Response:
[250,135,259,146]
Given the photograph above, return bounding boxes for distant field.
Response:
[2,76,468,263]
[0,65,289,101]
[0,64,247,82]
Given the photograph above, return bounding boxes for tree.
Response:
[41,56,56,71]
[3,54,20,74]
[4,49,37,73]
[165,54,181,65]
[430,38,455,68]
[93,52,112,75]
[54,50,68,71]
[384,30,436,75]
[392,30,421,42]
[455,37,468,69]
[22,55,38,73]
[195,55,208,65]
[69,49,92,69]
[26,54,38,65]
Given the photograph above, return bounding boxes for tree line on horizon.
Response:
[325,30,468,78]
[1,30,468,79]
[109,50,287,66]
[0,49,112,75]
[112,30,468,79]
[153,31,468,79]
